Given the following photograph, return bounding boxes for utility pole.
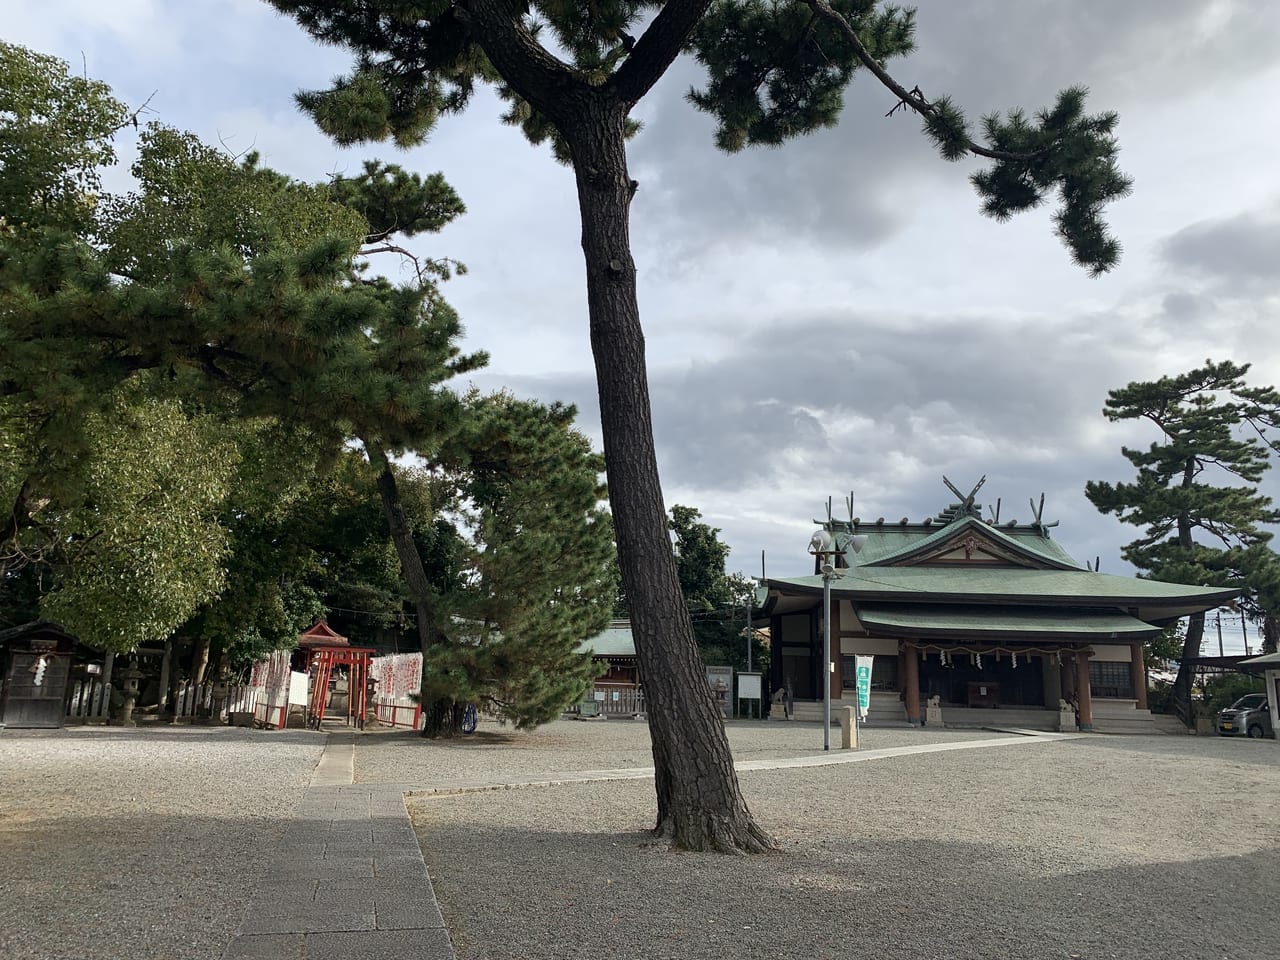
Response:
[1216,613,1224,657]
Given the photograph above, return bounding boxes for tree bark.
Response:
[364,439,458,737]
[191,635,211,687]
[564,100,775,853]
[1171,464,1201,726]
[366,440,436,652]
[462,0,772,851]
[157,638,173,717]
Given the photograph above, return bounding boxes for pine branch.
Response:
[610,0,716,106]
[800,0,1029,163]
[460,0,582,123]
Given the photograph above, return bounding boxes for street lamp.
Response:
[809,526,866,751]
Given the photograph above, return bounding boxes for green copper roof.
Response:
[833,515,1083,570]
[767,567,1236,608]
[580,621,635,658]
[856,605,1159,640]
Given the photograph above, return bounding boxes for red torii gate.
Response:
[298,620,375,730]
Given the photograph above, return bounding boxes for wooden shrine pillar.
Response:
[829,596,843,702]
[1129,642,1148,710]
[1059,652,1076,704]
[1075,649,1094,731]
[903,644,922,726]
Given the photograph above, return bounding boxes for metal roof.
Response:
[1240,651,1280,668]
[769,566,1233,604]
[849,515,1084,570]
[856,605,1159,640]
[580,621,636,658]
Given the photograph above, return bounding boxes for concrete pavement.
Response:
[221,735,454,960]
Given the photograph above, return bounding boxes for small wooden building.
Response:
[0,621,78,729]
[757,481,1238,732]
[580,620,645,715]
[583,620,640,685]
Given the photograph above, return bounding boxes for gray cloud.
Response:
[1161,208,1280,291]
[627,0,1280,274]
[10,0,1280,601]
[481,304,1142,496]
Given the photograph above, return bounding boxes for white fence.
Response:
[63,678,259,723]
[65,678,112,721]
[590,683,645,716]
[172,681,259,720]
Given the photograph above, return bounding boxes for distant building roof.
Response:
[580,620,636,659]
[1240,651,1280,668]
[298,619,349,647]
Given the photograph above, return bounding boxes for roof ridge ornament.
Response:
[939,474,986,522]
[1029,492,1060,535]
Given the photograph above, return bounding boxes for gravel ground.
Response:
[0,725,326,960]
[6,719,1276,960]
[403,725,1280,960]
[355,718,1016,784]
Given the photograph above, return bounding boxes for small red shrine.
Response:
[298,620,375,730]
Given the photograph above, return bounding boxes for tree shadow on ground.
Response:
[415,818,1278,960]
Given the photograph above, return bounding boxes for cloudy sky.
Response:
[9,0,1278,651]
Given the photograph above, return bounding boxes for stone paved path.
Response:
[221,734,454,960]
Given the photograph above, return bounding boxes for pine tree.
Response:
[1086,360,1280,723]
[421,392,616,730]
[1,43,481,655]
[271,0,1131,852]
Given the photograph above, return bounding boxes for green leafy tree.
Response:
[37,391,237,652]
[669,505,761,672]
[1,43,484,665]
[181,435,361,680]
[271,0,1130,852]
[1086,360,1280,723]
[0,41,123,237]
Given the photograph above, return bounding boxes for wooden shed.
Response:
[0,621,78,729]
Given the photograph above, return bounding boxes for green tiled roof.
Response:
[579,621,635,658]
[768,566,1236,606]
[857,605,1159,639]
[834,515,1084,569]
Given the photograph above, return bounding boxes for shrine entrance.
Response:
[305,647,374,730]
[296,620,375,730]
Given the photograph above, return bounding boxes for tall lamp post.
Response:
[809,527,866,751]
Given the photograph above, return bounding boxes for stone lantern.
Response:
[114,662,144,727]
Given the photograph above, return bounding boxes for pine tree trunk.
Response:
[1171,491,1200,726]
[1172,611,1204,726]
[364,439,457,737]
[565,102,775,853]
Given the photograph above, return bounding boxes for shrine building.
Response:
[756,479,1237,732]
